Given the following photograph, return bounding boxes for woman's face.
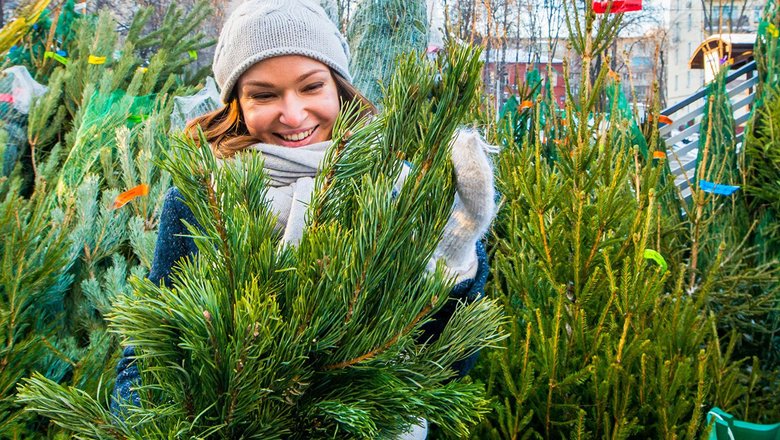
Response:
[236,55,341,147]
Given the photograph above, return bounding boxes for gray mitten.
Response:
[431,129,497,281]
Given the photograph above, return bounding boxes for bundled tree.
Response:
[347,0,427,106]
[727,0,780,419]
[16,0,504,436]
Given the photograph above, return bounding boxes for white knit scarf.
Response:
[244,140,330,243]
[246,140,330,187]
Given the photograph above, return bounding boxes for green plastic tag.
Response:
[44,51,69,65]
[643,249,668,272]
[127,114,149,124]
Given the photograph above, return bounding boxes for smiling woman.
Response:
[236,56,341,147]
[110,1,498,438]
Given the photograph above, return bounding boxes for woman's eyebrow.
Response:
[242,69,329,89]
[295,69,328,82]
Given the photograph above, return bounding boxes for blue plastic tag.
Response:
[699,180,740,196]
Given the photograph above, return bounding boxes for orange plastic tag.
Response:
[519,100,533,110]
[112,184,149,209]
[653,151,666,159]
[657,115,673,125]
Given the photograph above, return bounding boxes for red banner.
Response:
[593,0,642,13]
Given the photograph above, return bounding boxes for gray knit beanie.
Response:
[213,0,352,103]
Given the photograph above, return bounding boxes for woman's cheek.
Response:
[244,110,267,139]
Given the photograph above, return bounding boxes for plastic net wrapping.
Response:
[0,66,47,176]
[169,77,221,133]
[347,0,427,106]
[56,89,156,197]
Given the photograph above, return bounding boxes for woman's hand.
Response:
[431,129,497,282]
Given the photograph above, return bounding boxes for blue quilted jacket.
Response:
[111,187,490,414]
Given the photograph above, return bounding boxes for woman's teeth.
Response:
[280,127,315,142]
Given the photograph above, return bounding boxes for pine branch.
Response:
[16,373,131,440]
[324,299,436,370]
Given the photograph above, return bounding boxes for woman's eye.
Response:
[304,82,324,92]
[252,93,274,100]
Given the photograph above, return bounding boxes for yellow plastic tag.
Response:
[136,66,148,73]
[88,55,107,65]
[188,50,198,60]
[768,23,779,38]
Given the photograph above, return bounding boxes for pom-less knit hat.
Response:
[213,0,352,103]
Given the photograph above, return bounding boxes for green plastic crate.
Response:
[707,408,780,440]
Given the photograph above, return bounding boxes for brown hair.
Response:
[185,70,376,159]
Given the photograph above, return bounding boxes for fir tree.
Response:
[0,2,213,436]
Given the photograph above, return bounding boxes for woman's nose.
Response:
[278,98,306,127]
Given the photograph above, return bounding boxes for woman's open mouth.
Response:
[275,126,318,146]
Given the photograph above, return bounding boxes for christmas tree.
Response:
[468,1,779,438]
[347,0,428,106]
[17,44,504,439]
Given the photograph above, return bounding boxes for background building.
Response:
[665,0,763,110]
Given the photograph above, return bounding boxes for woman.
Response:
[113,1,496,437]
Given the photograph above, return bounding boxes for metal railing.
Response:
[659,60,757,202]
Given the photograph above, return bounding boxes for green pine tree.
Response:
[17,45,504,439]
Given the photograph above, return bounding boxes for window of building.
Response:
[687,71,691,88]
[687,14,692,31]
[675,74,679,91]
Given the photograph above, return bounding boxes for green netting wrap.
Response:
[606,78,649,159]
[4,0,80,80]
[498,68,560,161]
[56,88,157,197]
[347,0,427,106]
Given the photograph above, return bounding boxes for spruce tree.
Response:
[468,2,777,437]
[17,45,504,439]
